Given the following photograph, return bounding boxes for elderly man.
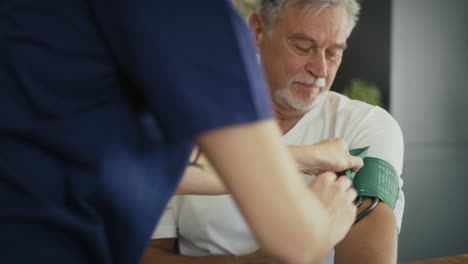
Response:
[143,0,404,263]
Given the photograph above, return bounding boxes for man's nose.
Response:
[305,51,327,79]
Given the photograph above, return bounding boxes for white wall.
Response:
[391,0,468,261]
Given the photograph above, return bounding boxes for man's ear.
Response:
[248,13,265,52]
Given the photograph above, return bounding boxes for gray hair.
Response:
[259,0,361,31]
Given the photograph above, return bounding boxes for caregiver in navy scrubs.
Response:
[0,1,359,263]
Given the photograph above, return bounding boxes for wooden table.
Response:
[402,254,468,264]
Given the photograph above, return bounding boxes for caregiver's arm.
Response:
[196,120,357,264]
[290,138,363,175]
[175,165,226,195]
[143,172,359,264]
[176,139,363,195]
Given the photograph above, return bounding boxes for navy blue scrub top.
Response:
[0,0,273,263]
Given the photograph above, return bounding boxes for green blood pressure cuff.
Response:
[345,147,399,209]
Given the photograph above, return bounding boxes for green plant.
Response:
[342,79,383,107]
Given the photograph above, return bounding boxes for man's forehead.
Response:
[278,2,351,27]
[288,33,348,50]
[274,3,352,41]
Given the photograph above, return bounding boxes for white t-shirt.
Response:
[152,92,405,263]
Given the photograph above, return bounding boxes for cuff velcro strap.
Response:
[347,147,399,209]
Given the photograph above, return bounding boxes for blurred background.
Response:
[233,0,468,262]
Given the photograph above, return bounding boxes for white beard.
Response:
[274,77,328,112]
[275,86,327,112]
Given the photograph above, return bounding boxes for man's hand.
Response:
[290,138,364,175]
[308,172,358,247]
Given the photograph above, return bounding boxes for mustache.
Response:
[292,77,326,88]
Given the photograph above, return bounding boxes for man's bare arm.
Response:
[334,198,398,264]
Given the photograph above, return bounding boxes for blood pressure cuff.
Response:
[345,147,399,209]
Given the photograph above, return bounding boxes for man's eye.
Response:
[327,50,342,61]
[294,44,311,53]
